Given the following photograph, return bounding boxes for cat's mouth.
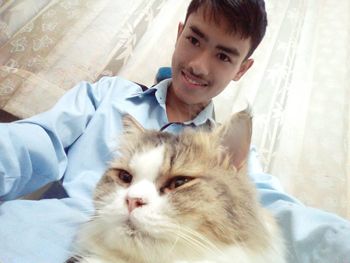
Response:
[125,218,137,233]
[124,218,145,238]
[124,218,156,241]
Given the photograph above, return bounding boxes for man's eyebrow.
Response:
[190,25,240,57]
[217,45,240,57]
[190,25,208,41]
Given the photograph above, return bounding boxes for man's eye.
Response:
[217,53,231,62]
[118,170,133,184]
[161,176,193,193]
[187,36,199,46]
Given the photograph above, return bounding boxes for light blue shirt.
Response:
[0,77,349,263]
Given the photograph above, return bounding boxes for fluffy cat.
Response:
[69,109,286,263]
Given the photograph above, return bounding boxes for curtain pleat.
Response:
[0,0,349,218]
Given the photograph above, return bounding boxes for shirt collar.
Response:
[126,82,159,99]
[187,100,216,127]
[127,78,216,127]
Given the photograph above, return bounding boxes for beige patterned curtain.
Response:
[0,0,167,118]
[0,0,349,219]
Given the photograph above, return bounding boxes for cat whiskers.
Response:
[166,223,226,259]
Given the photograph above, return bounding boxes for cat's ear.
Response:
[122,114,145,135]
[215,107,252,170]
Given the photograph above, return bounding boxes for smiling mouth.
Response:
[181,71,208,87]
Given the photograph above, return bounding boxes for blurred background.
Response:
[0,0,349,219]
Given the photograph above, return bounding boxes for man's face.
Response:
[170,8,253,107]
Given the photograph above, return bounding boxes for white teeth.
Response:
[185,74,204,86]
[188,77,200,85]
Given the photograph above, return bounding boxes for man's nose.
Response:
[126,196,147,213]
[188,51,210,76]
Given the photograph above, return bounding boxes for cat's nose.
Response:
[126,197,146,213]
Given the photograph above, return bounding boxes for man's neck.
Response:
[165,85,207,123]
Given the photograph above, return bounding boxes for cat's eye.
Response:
[162,176,193,193]
[118,170,133,184]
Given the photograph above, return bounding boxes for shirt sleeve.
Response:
[248,145,350,262]
[0,78,110,201]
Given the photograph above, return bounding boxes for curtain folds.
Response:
[0,0,166,117]
[0,0,349,218]
[217,0,350,218]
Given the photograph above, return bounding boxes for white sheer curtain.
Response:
[251,0,350,219]
[1,0,349,218]
[215,0,350,218]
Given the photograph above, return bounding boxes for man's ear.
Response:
[176,22,184,41]
[233,58,254,81]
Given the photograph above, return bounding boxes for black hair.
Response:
[185,0,268,58]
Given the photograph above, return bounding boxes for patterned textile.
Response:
[0,0,166,117]
[0,0,349,219]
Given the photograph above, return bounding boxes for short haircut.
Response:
[185,0,268,59]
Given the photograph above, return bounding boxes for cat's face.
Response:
[90,110,258,258]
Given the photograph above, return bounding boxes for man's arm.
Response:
[0,79,109,201]
[248,146,350,263]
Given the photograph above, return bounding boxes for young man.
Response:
[0,0,349,262]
